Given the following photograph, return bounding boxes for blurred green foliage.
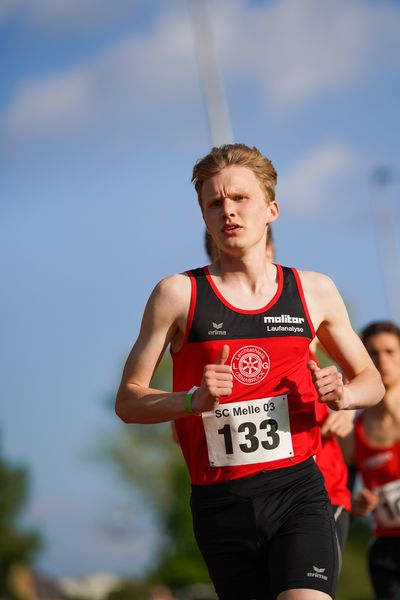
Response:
[106,352,210,588]
[0,443,41,598]
[107,580,151,600]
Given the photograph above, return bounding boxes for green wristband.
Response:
[184,386,199,415]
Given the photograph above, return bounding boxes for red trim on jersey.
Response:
[292,268,316,339]
[184,271,197,345]
[171,271,197,357]
[204,264,284,315]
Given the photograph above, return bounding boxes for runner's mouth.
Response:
[222,224,241,233]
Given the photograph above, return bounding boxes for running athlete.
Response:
[115,144,384,600]
[347,321,400,600]
[206,227,353,553]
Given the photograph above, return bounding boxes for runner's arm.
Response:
[115,274,191,423]
[352,487,379,516]
[302,272,384,410]
[320,409,356,438]
[338,429,356,465]
[115,274,233,423]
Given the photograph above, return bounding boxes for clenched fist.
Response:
[308,360,350,411]
[192,344,233,415]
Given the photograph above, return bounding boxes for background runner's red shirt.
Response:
[315,401,351,511]
[173,264,321,485]
[355,413,400,537]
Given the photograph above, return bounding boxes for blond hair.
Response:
[192,143,277,206]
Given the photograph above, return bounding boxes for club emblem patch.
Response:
[231,345,270,385]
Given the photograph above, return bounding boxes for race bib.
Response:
[202,395,293,467]
[375,479,400,528]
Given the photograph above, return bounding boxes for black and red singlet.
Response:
[172,264,321,485]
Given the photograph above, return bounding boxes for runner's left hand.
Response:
[307,361,350,411]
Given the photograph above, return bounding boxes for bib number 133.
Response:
[218,419,279,454]
[202,395,294,467]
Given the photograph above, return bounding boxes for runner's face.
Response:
[365,332,400,389]
[200,166,278,255]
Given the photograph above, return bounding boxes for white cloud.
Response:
[4,71,92,135]
[2,10,199,138]
[2,0,400,140]
[0,0,20,23]
[0,0,148,30]
[278,141,362,212]
[212,0,400,109]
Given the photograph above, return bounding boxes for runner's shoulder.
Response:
[297,269,339,299]
[149,272,191,316]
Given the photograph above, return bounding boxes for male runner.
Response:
[206,227,353,552]
[116,144,383,600]
[348,321,400,600]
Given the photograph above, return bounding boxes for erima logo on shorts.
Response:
[208,322,227,336]
[264,314,305,324]
[307,566,328,581]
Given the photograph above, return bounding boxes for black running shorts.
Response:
[190,458,338,600]
[368,536,400,599]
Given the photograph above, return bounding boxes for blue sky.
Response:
[1,0,400,579]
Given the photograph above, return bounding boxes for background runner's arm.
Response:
[352,488,379,515]
[320,409,356,438]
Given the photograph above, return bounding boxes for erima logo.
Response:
[264,314,305,324]
[313,567,326,574]
[307,566,328,581]
[208,322,227,336]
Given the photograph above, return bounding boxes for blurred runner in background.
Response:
[345,321,400,600]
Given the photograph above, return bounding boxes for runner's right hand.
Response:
[192,344,233,414]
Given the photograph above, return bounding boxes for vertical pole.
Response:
[189,0,233,145]
[371,166,400,322]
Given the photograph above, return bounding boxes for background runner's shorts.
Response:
[368,536,400,599]
[190,458,338,600]
[331,504,350,556]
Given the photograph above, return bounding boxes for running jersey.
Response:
[173,264,321,485]
[355,413,400,537]
[315,401,351,511]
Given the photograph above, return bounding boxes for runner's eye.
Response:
[210,199,223,208]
